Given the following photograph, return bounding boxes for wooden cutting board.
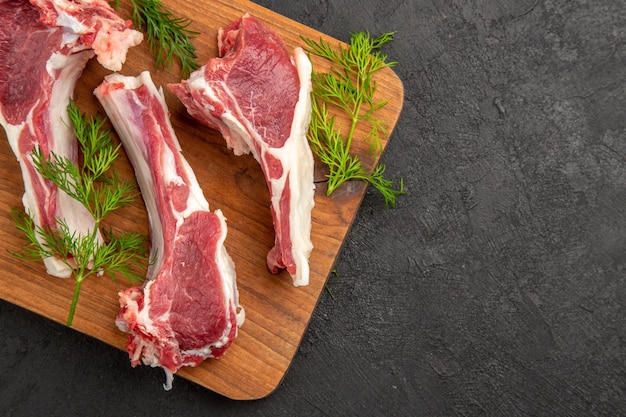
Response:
[0,0,404,400]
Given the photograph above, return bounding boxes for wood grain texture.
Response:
[0,0,403,400]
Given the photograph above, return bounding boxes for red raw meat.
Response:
[0,0,142,277]
[95,71,244,390]
[169,14,315,287]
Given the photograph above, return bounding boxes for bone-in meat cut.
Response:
[169,14,315,287]
[0,0,142,277]
[95,71,244,390]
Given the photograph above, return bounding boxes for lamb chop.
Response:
[0,0,142,277]
[95,71,244,390]
[169,14,315,287]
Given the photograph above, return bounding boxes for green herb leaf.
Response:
[302,31,404,207]
[129,0,199,78]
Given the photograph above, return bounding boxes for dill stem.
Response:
[346,98,363,155]
[67,275,85,326]
[346,111,358,151]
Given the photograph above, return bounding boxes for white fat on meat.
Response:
[32,0,143,71]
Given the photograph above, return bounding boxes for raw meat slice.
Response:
[0,0,142,277]
[169,14,315,287]
[95,71,244,390]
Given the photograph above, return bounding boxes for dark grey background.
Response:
[2,1,625,416]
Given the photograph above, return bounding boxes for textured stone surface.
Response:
[2,1,625,415]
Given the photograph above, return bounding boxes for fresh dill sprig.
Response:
[11,101,147,327]
[129,0,199,78]
[33,103,137,223]
[302,31,404,207]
